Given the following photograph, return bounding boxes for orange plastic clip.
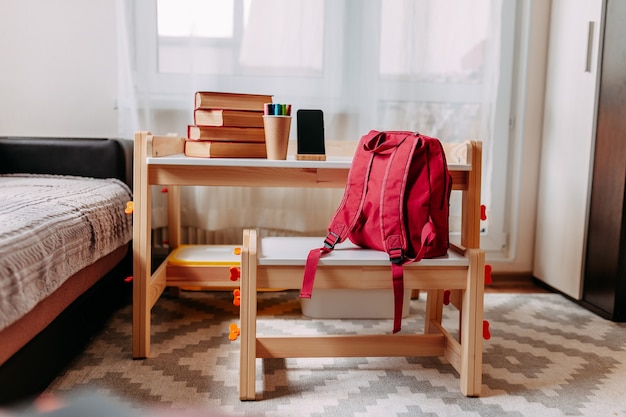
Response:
[229,323,240,341]
[124,201,134,214]
[229,266,240,281]
[233,247,241,255]
[443,289,451,305]
[485,264,493,285]
[233,289,241,307]
[483,320,491,340]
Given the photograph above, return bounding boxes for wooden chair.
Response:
[239,140,485,399]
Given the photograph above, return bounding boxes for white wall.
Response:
[0,0,118,137]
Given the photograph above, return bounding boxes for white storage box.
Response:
[300,288,411,319]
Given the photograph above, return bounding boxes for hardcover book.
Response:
[193,109,264,127]
[187,125,266,142]
[184,140,267,158]
[194,91,273,111]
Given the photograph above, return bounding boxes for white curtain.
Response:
[116,0,501,243]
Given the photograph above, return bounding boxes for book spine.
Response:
[194,92,273,111]
[193,109,264,128]
[187,125,265,142]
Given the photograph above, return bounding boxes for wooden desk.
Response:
[132,131,480,359]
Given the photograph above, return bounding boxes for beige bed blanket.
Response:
[0,174,133,332]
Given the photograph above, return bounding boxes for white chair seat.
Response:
[258,236,469,267]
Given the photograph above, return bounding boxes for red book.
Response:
[184,140,267,158]
[193,109,264,127]
[194,91,272,111]
[187,125,266,143]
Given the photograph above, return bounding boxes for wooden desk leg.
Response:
[167,185,181,249]
[459,249,485,397]
[424,290,444,334]
[240,229,258,400]
[166,185,181,298]
[132,132,152,359]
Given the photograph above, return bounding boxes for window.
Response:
[157,0,235,38]
[128,0,518,256]
[156,0,237,74]
[155,0,326,75]
[133,0,332,106]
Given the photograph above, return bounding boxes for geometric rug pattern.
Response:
[44,291,626,417]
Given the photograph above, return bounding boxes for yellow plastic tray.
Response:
[167,244,241,266]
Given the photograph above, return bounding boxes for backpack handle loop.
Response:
[363,131,408,154]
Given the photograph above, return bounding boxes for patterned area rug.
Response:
[43,291,626,417]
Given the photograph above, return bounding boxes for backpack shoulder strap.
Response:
[422,135,450,212]
[377,132,417,263]
[386,134,449,264]
[324,130,379,248]
[300,130,380,299]
[374,131,416,334]
[376,132,442,334]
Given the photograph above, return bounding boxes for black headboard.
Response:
[0,137,133,189]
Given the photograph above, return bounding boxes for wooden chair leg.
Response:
[424,289,444,334]
[240,229,258,400]
[132,131,151,359]
[459,249,484,397]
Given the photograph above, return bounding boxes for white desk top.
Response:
[147,154,352,169]
[146,154,471,171]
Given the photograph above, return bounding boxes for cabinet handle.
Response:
[585,21,595,73]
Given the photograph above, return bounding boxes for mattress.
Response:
[0,174,133,332]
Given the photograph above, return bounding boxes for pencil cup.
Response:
[263,116,291,160]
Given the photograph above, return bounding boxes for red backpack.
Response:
[300,130,453,333]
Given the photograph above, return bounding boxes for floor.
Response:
[486,274,551,293]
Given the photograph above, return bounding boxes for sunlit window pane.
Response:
[379,0,491,82]
[157,0,234,38]
[157,0,324,75]
[239,0,324,71]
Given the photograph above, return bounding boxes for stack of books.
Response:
[185,91,273,158]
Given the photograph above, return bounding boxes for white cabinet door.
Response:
[533,0,604,299]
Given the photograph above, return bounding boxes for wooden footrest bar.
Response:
[256,334,446,358]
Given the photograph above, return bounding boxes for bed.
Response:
[0,137,133,405]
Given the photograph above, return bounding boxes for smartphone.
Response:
[297,109,325,155]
